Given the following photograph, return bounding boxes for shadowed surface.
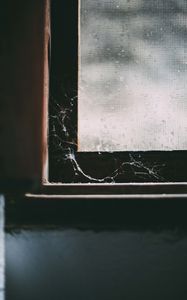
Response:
[6,227,187,300]
[0,197,4,300]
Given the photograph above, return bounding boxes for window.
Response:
[48,0,187,194]
[1,0,187,198]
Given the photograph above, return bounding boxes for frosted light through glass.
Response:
[78,0,187,151]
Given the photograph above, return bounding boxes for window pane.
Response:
[78,0,187,151]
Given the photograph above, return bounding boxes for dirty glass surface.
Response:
[78,0,187,151]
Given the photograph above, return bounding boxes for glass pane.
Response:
[78,0,187,151]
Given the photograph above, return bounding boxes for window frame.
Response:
[39,0,187,200]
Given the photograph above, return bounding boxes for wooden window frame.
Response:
[1,1,187,199]
[26,0,187,200]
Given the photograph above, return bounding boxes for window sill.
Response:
[25,182,187,199]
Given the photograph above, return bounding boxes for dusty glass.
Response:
[78,0,187,151]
